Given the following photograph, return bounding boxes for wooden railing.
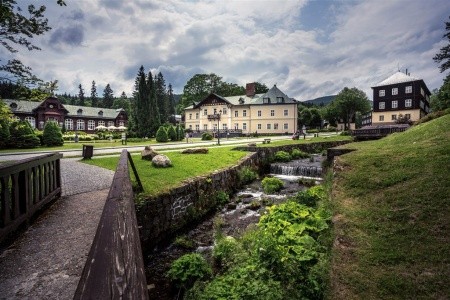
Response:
[352,125,409,139]
[0,153,62,245]
[74,149,147,300]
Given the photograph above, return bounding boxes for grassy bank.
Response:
[328,114,450,299]
[82,146,248,196]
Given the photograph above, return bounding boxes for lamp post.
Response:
[215,110,222,145]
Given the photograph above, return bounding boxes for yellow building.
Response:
[184,84,298,135]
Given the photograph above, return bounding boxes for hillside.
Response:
[328,114,450,299]
[302,95,336,106]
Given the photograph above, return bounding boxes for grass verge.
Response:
[82,146,248,196]
[328,114,450,299]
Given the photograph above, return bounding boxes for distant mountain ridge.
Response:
[301,95,336,106]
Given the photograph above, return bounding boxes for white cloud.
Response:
[4,0,449,101]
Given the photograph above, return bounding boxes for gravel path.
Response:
[0,159,115,299]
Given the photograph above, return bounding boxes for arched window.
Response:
[25,116,35,129]
[77,119,85,130]
[88,120,95,130]
[119,121,124,127]
[65,119,73,130]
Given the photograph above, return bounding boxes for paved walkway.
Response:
[0,159,114,299]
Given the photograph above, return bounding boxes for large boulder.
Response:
[152,154,172,168]
[181,148,209,154]
[142,146,159,160]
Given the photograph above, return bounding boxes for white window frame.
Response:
[267,124,271,130]
[77,119,85,130]
[284,110,288,116]
[204,109,208,116]
[235,111,238,117]
[189,113,192,120]
[270,110,275,116]
[119,121,124,127]
[195,125,199,131]
[379,115,384,121]
[405,86,412,93]
[379,102,385,109]
[196,112,199,119]
[392,88,398,95]
[243,123,247,130]
[379,90,385,97]
[257,110,261,117]
[98,120,105,127]
[391,114,397,120]
[257,124,261,130]
[222,108,227,115]
[88,120,95,130]
[405,99,412,107]
[107,121,114,127]
[284,123,288,130]
[243,110,247,117]
[65,118,73,130]
[392,100,398,109]
[203,124,208,130]
[234,123,239,130]
[25,116,36,129]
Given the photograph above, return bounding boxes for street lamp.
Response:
[215,109,222,145]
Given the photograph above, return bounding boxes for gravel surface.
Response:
[0,159,114,299]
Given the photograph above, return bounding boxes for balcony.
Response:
[207,114,221,121]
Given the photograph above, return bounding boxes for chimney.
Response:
[246,83,256,97]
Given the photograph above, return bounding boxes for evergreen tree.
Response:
[168,83,176,116]
[42,121,63,146]
[433,16,450,74]
[167,125,177,141]
[78,83,85,106]
[91,80,98,107]
[155,126,168,142]
[134,66,151,137]
[8,120,40,148]
[103,83,114,108]
[147,71,161,136]
[155,72,169,123]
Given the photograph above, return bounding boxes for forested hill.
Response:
[301,95,336,106]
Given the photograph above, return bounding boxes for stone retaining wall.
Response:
[137,140,350,252]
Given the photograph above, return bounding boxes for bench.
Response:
[262,138,271,144]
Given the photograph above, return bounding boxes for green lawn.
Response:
[328,114,450,299]
[82,146,248,196]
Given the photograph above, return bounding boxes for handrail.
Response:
[74,149,148,299]
[0,153,62,245]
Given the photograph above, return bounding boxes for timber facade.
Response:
[3,97,127,133]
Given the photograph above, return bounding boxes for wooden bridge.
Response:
[0,151,148,299]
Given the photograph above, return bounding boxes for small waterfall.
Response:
[270,164,322,178]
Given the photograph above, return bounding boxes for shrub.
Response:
[8,120,40,148]
[178,125,185,141]
[167,253,212,289]
[308,129,319,133]
[0,119,10,149]
[155,126,168,142]
[238,166,258,185]
[201,132,213,140]
[213,236,240,268]
[42,121,64,146]
[167,125,177,141]
[174,235,196,249]
[291,148,311,159]
[294,185,326,207]
[215,191,229,206]
[340,130,351,136]
[261,177,284,194]
[273,150,291,162]
[327,126,337,132]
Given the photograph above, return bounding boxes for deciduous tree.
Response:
[332,87,371,130]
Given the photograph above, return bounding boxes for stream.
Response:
[145,154,325,299]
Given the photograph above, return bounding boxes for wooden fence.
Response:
[74,149,147,299]
[352,125,409,139]
[0,153,62,245]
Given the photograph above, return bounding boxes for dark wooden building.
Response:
[371,71,430,125]
[3,97,127,133]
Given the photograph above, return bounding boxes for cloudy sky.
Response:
[5,0,450,101]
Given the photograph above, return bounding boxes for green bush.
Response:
[213,236,240,268]
[238,166,258,184]
[327,126,337,132]
[8,120,40,148]
[261,177,284,194]
[340,130,351,136]
[167,253,212,289]
[177,125,185,141]
[167,125,177,141]
[155,126,168,142]
[174,235,196,249]
[291,148,311,159]
[308,129,319,133]
[294,185,326,207]
[215,191,229,206]
[273,150,291,162]
[0,119,10,149]
[42,121,64,146]
[201,132,213,140]
[187,264,283,300]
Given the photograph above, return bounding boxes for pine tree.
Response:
[91,80,98,107]
[168,84,176,116]
[147,71,161,136]
[42,121,63,146]
[103,83,114,108]
[78,83,85,106]
[155,72,169,123]
[134,66,150,137]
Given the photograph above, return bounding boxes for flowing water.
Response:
[145,154,325,299]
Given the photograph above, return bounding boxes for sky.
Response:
[4,0,450,101]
